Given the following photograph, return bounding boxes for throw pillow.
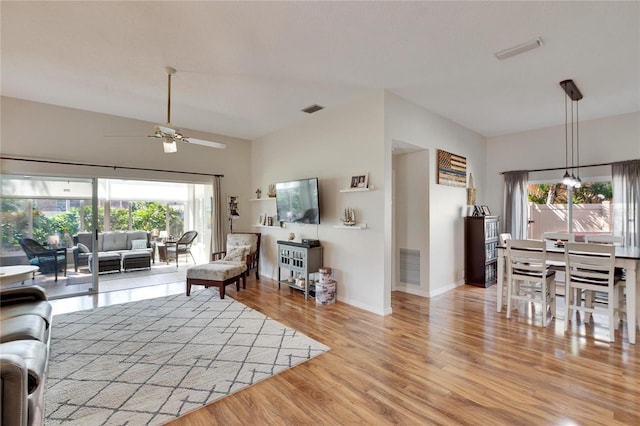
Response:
[77,243,90,253]
[223,245,251,262]
[131,239,147,250]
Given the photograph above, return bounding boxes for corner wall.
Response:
[384,92,487,296]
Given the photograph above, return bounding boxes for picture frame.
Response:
[258,214,265,225]
[473,205,483,217]
[350,173,369,189]
[481,205,491,216]
[437,149,467,187]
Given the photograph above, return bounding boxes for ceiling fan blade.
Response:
[184,137,227,149]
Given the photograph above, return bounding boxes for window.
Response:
[528,180,613,240]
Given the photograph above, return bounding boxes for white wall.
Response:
[486,112,640,224]
[384,92,487,296]
[250,90,387,314]
[0,96,254,232]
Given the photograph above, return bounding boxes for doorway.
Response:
[392,142,429,297]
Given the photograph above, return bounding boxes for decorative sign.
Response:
[437,149,467,187]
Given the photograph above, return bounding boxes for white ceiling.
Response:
[2,1,638,140]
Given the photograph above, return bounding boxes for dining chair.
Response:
[584,234,624,245]
[506,239,556,327]
[497,233,512,307]
[543,232,576,243]
[563,242,623,342]
[583,234,626,322]
[499,233,512,246]
[543,232,576,283]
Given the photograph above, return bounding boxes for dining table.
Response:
[496,242,640,344]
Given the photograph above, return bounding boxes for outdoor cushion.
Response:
[102,232,128,252]
[77,243,90,253]
[130,239,147,250]
[127,231,148,249]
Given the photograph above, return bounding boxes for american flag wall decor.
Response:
[437,149,467,187]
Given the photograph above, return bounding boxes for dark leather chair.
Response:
[19,238,67,282]
[166,231,198,267]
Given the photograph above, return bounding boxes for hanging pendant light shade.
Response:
[559,79,583,188]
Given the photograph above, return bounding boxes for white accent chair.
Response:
[563,242,624,342]
[506,239,557,327]
[212,233,261,280]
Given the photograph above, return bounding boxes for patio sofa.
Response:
[72,231,155,273]
[0,285,52,426]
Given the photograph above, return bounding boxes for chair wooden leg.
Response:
[564,280,571,333]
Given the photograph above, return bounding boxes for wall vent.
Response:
[400,248,420,285]
[301,104,324,114]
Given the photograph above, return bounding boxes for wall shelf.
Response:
[249,197,276,202]
[252,224,281,229]
[333,224,367,230]
[339,187,372,193]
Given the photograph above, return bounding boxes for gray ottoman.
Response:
[186,262,247,299]
[88,252,121,273]
[122,251,152,271]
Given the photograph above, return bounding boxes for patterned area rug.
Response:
[45,289,330,425]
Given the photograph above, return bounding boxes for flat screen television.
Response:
[275,177,320,224]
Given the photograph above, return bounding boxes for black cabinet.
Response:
[465,216,499,287]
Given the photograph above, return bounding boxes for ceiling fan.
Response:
[149,66,226,153]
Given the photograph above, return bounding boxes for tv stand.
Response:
[277,241,323,300]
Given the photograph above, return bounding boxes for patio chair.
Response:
[166,230,198,267]
[19,238,67,282]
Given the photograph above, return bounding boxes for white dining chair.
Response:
[497,233,512,308]
[583,234,626,322]
[543,232,576,243]
[584,234,624,245]
[564,242,624,342]
[499,233,512,246]
[506,239,556,327]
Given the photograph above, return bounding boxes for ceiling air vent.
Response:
[301,104,324,114]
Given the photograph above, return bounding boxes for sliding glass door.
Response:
[2,174,213,299]
[1,175,97,298]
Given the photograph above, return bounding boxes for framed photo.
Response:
[350,173,369,189]
[473,205,483,217]
[481,205,491,216]
[258,214,265,225]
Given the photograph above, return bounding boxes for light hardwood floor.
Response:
[52,277,640,425]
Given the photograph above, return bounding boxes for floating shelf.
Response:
[252,225,281,229]
[339,187,372,193]
[333,224,367,229]
[248,197,276,201]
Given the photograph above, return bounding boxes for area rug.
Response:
[45,289,330,425]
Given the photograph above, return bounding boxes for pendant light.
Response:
[559,79,583,188]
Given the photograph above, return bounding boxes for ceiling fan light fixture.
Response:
[163,140,177,153]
